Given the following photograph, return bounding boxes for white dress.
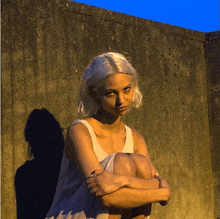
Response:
[45,119,134,219]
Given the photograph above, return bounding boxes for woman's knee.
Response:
[128,153,152,179]
[113,153,136,176]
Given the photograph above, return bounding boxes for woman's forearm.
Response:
[120,175,159,190]
[101,187,170,209]
[87,170,159,196]
[100,174,170,209]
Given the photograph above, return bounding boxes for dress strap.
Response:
[72,119,98,145]
[122,125,134,153]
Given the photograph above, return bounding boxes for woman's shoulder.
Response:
[129,127,144,140]
[129,127,147,153]
[69,119,87,128]
[67,119,90,138]
[65,119,93,161]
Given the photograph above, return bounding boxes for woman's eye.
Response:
[105,92,115,97]
[124,86,131,92]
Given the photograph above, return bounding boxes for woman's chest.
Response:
[95,131,126,154]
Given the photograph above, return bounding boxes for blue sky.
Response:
[72,0,219,33]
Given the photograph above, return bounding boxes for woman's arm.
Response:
[86,170,170,209]
[65,122,104,178]
[87,169,159,195]
[100,187,170,209]
[86,169,170,209]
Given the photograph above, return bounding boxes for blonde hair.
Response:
[77,52,142,116]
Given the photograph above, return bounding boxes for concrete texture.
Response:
[205,31,220,219]
[2,0,218,218]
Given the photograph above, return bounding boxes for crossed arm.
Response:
[65,123,171,209]
[86,169,170,209]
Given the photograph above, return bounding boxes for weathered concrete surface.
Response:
[205,31,220,219]
[2,0,217,218]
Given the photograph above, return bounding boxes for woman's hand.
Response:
[86,170,127,196]
[154,174,171,206]
[154,175,170,190]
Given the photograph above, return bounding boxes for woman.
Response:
[46,52,171,219]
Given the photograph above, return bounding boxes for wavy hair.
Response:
[77,52,142,116]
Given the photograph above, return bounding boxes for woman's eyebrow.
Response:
[105,84,132,91]
[105,89,116,92]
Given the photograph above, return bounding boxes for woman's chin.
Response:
[98,107,129,119]
[114,107,128,115]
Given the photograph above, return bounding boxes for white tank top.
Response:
[78,119,134,161]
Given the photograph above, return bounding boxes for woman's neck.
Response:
[86,109,124,132]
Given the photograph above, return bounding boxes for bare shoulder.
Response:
[65,121,92,161]
[130,127,149,156]
[68,121,89,136]
[130,128,145,143]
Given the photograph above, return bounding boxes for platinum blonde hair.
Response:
[77,52,142,116]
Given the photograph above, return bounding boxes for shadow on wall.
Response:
[15,108,64,219]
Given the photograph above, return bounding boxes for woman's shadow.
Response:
[15,108,65,219]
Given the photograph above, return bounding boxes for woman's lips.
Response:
[115,106,127,111]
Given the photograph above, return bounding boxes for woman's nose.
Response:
[116,93,125,106]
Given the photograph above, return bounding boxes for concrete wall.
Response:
[2,0,217,218]
[205,31,220,219]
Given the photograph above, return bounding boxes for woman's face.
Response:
[97,73,134,116]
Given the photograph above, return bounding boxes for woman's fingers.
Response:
[90,186,99,194]
[86,170,122,196]
[87,180,106,196]
[86,169,104,184]
[90,186,105,196]
[87,182,97,189]
[91,169,104,177]
[86,170,103,182]
[86,177,101,192]
[95,190,104,196]
[86,177,95,184]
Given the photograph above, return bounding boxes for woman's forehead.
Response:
[104,73,132,89]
